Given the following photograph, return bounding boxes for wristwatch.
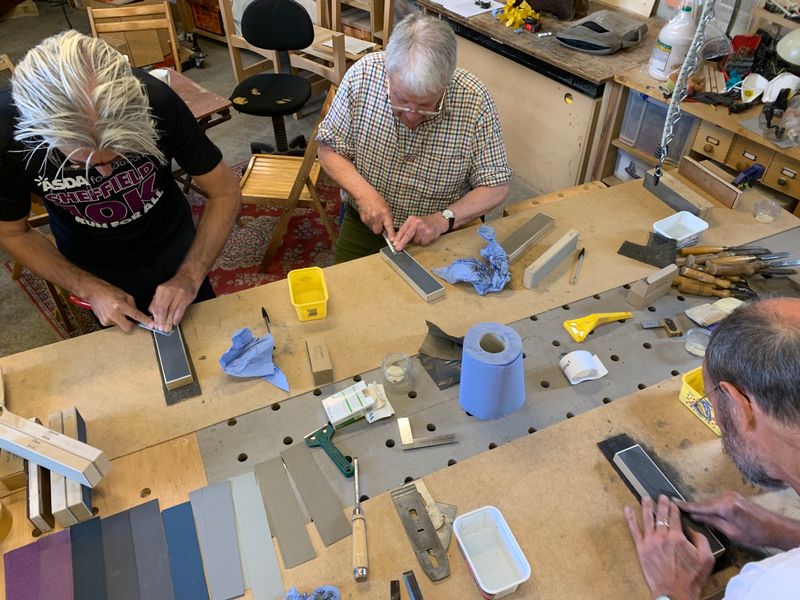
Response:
[441,208,455,233]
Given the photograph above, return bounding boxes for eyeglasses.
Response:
[387,81,446,118]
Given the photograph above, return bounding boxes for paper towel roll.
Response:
[459,322,525,420]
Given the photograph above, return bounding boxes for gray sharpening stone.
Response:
[500,212,555,263]
[154,326,194,391]
[380,247,445,302]
[523,229,580,288]
[254,457,316,568]
[280,444,351,547]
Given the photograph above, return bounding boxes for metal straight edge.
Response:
[499,212,556,263]
[229,472,284,600]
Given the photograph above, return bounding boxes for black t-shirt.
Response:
[0,71,222,270]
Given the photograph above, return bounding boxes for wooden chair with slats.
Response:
[86,1,183,72]
[239,86,338,272]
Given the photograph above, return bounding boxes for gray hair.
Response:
[705,297,800,425]
[11,30,164,170]
[384,13,456,97]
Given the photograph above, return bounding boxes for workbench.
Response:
[593,64,800,213]
[418,0,662,193]
[1,180,799,598]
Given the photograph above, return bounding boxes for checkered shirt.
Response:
[317,52,511,228]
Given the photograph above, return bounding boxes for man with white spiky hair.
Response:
[0,31,240,332]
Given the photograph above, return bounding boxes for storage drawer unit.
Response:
[763,154,800,198]
[725,137,775,173]
[692,122,735,162]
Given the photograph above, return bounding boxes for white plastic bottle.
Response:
[648,4,697,81]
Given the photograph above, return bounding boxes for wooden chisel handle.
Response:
[680,246,727,256]
[681,267,732,288]
[352,512,368,581]
[704,262,759,276]
[685,251,736,267]
[707,255,757,265]
[674,277,732,298]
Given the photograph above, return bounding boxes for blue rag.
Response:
[285,586,340,600]
[433,225,510,295]
[219,327,289,392]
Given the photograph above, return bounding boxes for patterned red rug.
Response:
[3,164,342,339]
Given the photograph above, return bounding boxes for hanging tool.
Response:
[563,312,633,343]
[304,423,354,478]
[351,457,368,581]
[571,247,585,285]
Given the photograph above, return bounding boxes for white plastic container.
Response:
[653,211,708,248]
[648,4,696,81]
[453,506,531,599]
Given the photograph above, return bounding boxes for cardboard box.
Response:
[88,0,174,68]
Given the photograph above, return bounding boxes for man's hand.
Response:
[678,492,800,551]
[356,191,394,237]
[148,272,199,332]
[83,280,151,332]
[624,495,714,600]
[393,214,448,252]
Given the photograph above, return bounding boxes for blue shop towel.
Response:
[433,225,510,295]
[219,328,289,392]
[286,586,340,600]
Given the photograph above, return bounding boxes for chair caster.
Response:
[251,142,276,154]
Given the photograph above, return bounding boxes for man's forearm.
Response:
[0,226,103,298]
[317,143,380,205]
[447,184,509,228]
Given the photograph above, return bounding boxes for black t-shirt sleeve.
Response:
[139,72,223,176]
[0,88,33,221]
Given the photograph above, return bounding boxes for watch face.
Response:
[442,209,455,219]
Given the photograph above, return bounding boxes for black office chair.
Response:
[230,0,314,155]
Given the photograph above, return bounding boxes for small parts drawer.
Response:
[764,155,800,199]
[692,123,735,161]
[726,137,775,173]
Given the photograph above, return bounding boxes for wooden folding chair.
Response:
[218,0,347,91]
[239,86,338,272]
[86,1,183,72]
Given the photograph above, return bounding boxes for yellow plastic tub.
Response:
[288,267,329,321]
[678,366,721,436]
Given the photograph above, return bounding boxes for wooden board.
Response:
[420,0,662,86]
[0,181,797,462]
[277,376,800,597]
[678,157,743,209]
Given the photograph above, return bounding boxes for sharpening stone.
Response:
[499,212,555,263]
[4,529,73,600]
[280,444,351,546]
[48,411,78,528]
[25,458,54,533]
[71,518,108,600]
[254,457,316,568]
[130,500,175,600]
[4,536,41,600]
[380,246,445,302]
[102,510,141,600]
[61,407,93,522]
[162,502,210,600]
[189,481,245,600]
[306,336,334,386]
[523,229,580,288]
[153,326,195,391]
[612,442,725,557]
[230,472,284,600]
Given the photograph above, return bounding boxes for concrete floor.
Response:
[0,1,538,358]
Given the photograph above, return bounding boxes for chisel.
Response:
[679,246,769,256]
[680,267,733,288]
[673,276,732,298]
[352,457,368,581]
[707,252,790,265]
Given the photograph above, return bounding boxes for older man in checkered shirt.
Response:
[317,13,511,263]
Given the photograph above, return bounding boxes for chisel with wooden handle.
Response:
[673,276,732,298]
[680,267,734,288]
[352,457,368,581]
[679,246,769,256]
